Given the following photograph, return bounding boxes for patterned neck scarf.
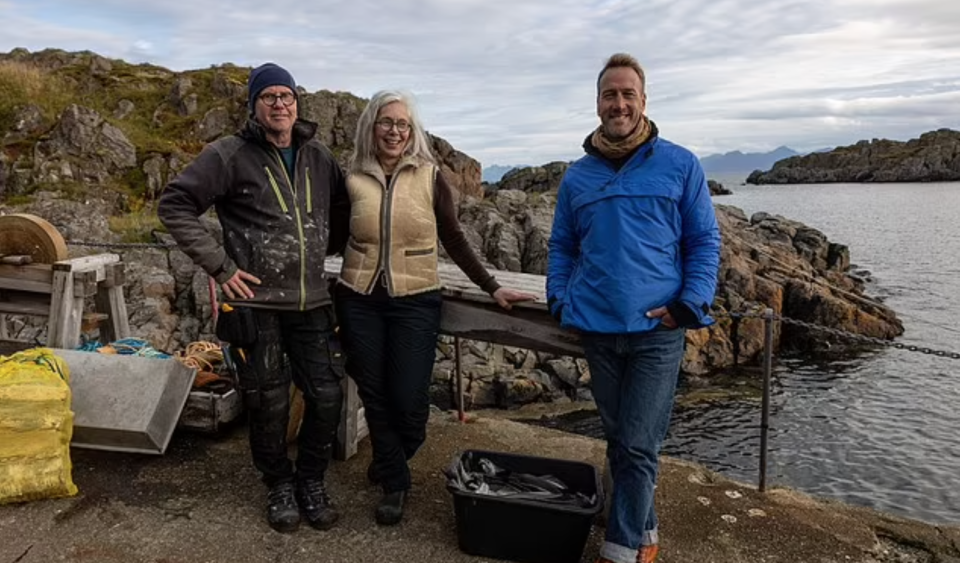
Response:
[590,115,652,160]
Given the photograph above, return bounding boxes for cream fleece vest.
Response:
[339,160,440,296]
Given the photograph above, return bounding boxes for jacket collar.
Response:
[357,155,424,188]
[582,119,660,168]
[239,117,319,149]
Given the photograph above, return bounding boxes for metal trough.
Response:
[57,349,195,455]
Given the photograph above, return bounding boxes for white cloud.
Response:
[2,0,959,165]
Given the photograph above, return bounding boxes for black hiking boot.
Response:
[266,482,300,533]
[297,478,340,530]
[375,490,406,526]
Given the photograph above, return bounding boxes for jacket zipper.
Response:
[365,171,399,294]
[273,149,308,311]
[305,167,312,214]
[264,167,289,213]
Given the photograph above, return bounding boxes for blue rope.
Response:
[75,337,170,358]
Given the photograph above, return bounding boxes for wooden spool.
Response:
[0,214,69,264]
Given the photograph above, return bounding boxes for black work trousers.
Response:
[229,306,343,487]
[335,283,442,493]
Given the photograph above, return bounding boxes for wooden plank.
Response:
[286,386,304,444]
[47,269,83,349]
[323,256,549,310]
[100,263,126,288]
[0,255,32,265]
[336,376,363,461]
[54,253,120,275]
[95,283,131,342]
[73,270,99,297]
[439,299,584,357]
[0,277,53,294]
[0,299,50,316]
[0,263,54,293]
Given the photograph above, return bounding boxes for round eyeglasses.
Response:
[259,92,297,107]
[375,119,411,133]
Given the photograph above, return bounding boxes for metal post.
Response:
[208,277,219,325]
[455,336,465,422]
[759,308,774,492]
[731,315,741,367]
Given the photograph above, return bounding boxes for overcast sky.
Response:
[2,0,959,167]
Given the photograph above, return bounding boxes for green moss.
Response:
[0,61,75,131]
[108,208,165,243]
[4,194,35,206]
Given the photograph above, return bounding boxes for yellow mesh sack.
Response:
[0,348,78,504]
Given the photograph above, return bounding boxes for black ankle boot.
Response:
[297,478,340,530]
[266,482,300,533]
[375,490,406,526]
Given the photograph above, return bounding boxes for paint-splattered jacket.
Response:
[158,118,349,311]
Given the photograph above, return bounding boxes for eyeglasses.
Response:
[258,92,297,107]
[375,118,411,133]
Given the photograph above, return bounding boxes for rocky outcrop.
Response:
[430,135,484,200]
[497,162,570,193]
[0,48,481,203]
[0,176,904,408]
[708,179,732,195]
[32,104,137,185]
[747,129,960,184]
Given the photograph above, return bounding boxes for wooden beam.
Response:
[323,256,550,311]
[0,255,32,265]
[0,299,51,316]
[439,299,583,357]
[47,269,83,349]
[54,253,121,283]
[0,263,54,294]
[94,277,131,343]
[336,376,363,461]
[73,270,99,297]
[53,253,120,273]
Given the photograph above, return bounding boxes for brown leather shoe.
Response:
[638,544,659,563]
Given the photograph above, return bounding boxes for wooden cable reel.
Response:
[0,214,69,264]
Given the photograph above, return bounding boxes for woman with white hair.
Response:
[334,90,534,525]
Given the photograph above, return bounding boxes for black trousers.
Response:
[335,283,442,493]
[229,306,343,487]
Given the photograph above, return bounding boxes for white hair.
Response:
[349,89,436,174]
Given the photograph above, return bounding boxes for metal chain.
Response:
[718,311,960,360]
[67,241,176,249]
[53,242,960,361]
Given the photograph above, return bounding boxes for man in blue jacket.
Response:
[547,53,720,563]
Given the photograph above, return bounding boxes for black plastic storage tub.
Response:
[446,449,604,563]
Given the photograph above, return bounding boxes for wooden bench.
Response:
[0,253,131,348]
[321,258,583,460]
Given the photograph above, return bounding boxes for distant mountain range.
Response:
[483,146,831,183]
[698,146,800,175]
[482,164,525,183]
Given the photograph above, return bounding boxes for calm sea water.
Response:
[548,178,960,524]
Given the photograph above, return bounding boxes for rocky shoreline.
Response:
[0,48,904,410]
[746,128,960,184]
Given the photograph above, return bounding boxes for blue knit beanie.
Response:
[247,63,297,114]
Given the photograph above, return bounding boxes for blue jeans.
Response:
[582,328,685,563]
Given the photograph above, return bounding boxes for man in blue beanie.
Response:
[159,62,350,533]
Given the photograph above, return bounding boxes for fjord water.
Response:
[552,180,960,524]
[686,180,960,523]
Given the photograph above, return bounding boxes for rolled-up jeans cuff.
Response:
[642,528,659,546]
[599,541,636,563]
